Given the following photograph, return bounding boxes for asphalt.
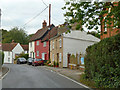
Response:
[2,64,86,88]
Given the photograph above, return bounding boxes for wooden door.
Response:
[45,54,47,60]
[67,54,71,67]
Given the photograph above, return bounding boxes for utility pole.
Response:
[48,4,51,61]
[49,4,51,26]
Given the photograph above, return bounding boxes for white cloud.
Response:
[0,0,66,34]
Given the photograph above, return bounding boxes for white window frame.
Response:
[52,54,54,61]
[59,53,62,62]
[8,52,10,56]
[37,41,39,46]
[30,42,32,47]
[52,41,54,49]
[59,39,62,48]
[104,16,107,32]
[30,52,32,57]
[37,51,39,56]
[43,42,46,47]
[42,53,45,60]
[8,58,10,62]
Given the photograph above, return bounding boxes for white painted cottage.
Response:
[29,41,35,58]
[2,43,28,64]
[62,30,100,67]
[50,29,100,68]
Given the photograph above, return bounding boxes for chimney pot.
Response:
[42,20,47,28]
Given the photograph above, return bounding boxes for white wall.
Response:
[29,41,35,58]
[4,51,13,63]
[12,43,24,59]
[62,31,100,67]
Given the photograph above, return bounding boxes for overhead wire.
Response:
[22,6,48,28]
[41,0,48,7]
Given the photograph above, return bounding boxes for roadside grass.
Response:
[79,74,96,88]
[45,65,96,88]
[1,67,9,78]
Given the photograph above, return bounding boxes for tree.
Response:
[62,1,120,31]
[2,27,29,45]
[87,31,100,39]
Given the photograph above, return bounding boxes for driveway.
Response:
[2,64,86,88]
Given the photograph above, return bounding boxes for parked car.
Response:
[17,58,27,64]
[27,58,33,65]
[32,58,44,66]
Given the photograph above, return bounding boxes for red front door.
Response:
[45,54,47,60]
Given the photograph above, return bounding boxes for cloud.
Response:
[0,0,66,34]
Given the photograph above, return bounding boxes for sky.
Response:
[0,0,66,34]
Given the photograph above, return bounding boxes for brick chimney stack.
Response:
[42,20,47,28]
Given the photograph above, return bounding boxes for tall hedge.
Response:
[0,51,4,68]
[85,33,120,88]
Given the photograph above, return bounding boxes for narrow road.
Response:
[2,64,86,88]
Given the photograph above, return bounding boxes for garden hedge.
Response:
[84,33,120,88]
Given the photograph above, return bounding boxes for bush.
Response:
[15,52,29,60]
[0,51,4,66]
[84,33,120,88]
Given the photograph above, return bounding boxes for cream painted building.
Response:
[29,41,35,58]
[50,30,100,68]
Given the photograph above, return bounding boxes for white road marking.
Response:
[1,67,10,80]
[44,67,92,89]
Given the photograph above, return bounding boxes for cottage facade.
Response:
[29,20,57,60]
[50,30,100,68]
[2,43,28,63]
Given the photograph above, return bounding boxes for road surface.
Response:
[2,64,86,88]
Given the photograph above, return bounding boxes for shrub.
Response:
[15,52,29,60]
[0,51,4,66]
[53,61,56,66]
[84,33,120,88]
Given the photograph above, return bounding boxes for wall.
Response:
[4,51,12,63]
[100,5,120,40]
[12,43,24,59]
[50,35,63,68]
[29,41,35,58]
[35,40,49,60]
[63,31,100,67]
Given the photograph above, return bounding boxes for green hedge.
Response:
[0,51,4,68]
[84,33,120,88]
[15,52,29,60]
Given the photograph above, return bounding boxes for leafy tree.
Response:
[28,34,34,40]
[62,1,120,31]
[2,27,29,45]
[87,31,100,39]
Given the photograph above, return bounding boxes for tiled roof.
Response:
[21,45,29,51]
[2,43,18,51]
[2,43,29,51]
[29,24,55,42]
[41,27,58,42]
[63,30,100,42]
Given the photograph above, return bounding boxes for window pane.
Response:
[52,54,54,61]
